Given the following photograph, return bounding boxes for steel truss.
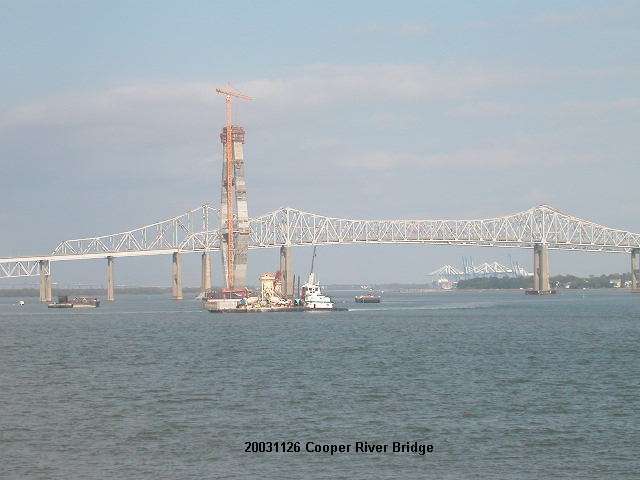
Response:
[0,260,48,278]
[1,204,639,279]
[52,204,218,256]
[249,205,640,252]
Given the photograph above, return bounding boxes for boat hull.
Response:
[355,296,381,303]
[205,306,347,314]
[47,303,99,308]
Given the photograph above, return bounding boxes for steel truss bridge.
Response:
[1,203,640,281]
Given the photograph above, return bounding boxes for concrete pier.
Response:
[172,252,183,300]
[279,246,293,298]
[46,274,52,303]
[39,260,52,302]
[632,248,640,291]
[106,256,114,301]
[201,252,212,294]
[533,246,540,292]
[529,244,553,295]
[539,244,551,292]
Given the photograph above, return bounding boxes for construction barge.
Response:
[48,295,100,308]
[204,259,346,313]
[205,305,347,314]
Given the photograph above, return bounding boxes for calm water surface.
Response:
[1,290,639,479]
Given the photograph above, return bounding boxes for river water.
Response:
[1,290,639,479]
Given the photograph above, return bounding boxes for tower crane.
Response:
[215,85,252,290]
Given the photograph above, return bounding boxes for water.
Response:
[1,290,639,479]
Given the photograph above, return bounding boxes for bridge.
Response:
[2,203,640,300]
[2,88,640,301]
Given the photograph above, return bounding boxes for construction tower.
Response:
[216,86,252,292]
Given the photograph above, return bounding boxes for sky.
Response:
[1,0,639,287]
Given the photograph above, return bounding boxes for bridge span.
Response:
[1,203,640,300]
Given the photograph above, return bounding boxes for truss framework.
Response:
[52,204,218,256]
[249,205,640,252]
[1,204,639,278]
[0,260,48,278]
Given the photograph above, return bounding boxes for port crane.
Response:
[215,85,252,290]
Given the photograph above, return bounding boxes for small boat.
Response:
[18,300,25,306]
[48,295,100,308]
[354,293,381,303]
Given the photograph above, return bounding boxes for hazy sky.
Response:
[1,0,639,286]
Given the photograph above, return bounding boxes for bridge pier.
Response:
[529,244,553,295]
[279,246,293,298]
[533,246,540,292]
[39,260,52,303]
[172,252,183,300]
[106,256,114,301]
[201,252,212,295]
[631,248,640,292]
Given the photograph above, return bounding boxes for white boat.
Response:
[301,272,334,309]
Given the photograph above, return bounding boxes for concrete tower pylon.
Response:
[219,125,250,291]
[216,86,252,292]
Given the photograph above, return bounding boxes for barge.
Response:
[355,293,381,303]
[48,295,100,308]
[204,270,346,313]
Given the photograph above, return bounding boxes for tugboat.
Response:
[48,295,100,308]
[300,246,346,311]
[301,272,334,309]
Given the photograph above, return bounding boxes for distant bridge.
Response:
[2,203,640,299]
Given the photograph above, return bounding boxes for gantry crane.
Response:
[215,86,252,290]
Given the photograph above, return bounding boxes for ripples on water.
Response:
[1,290,639,479]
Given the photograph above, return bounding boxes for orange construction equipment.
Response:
[215,86,252,290]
